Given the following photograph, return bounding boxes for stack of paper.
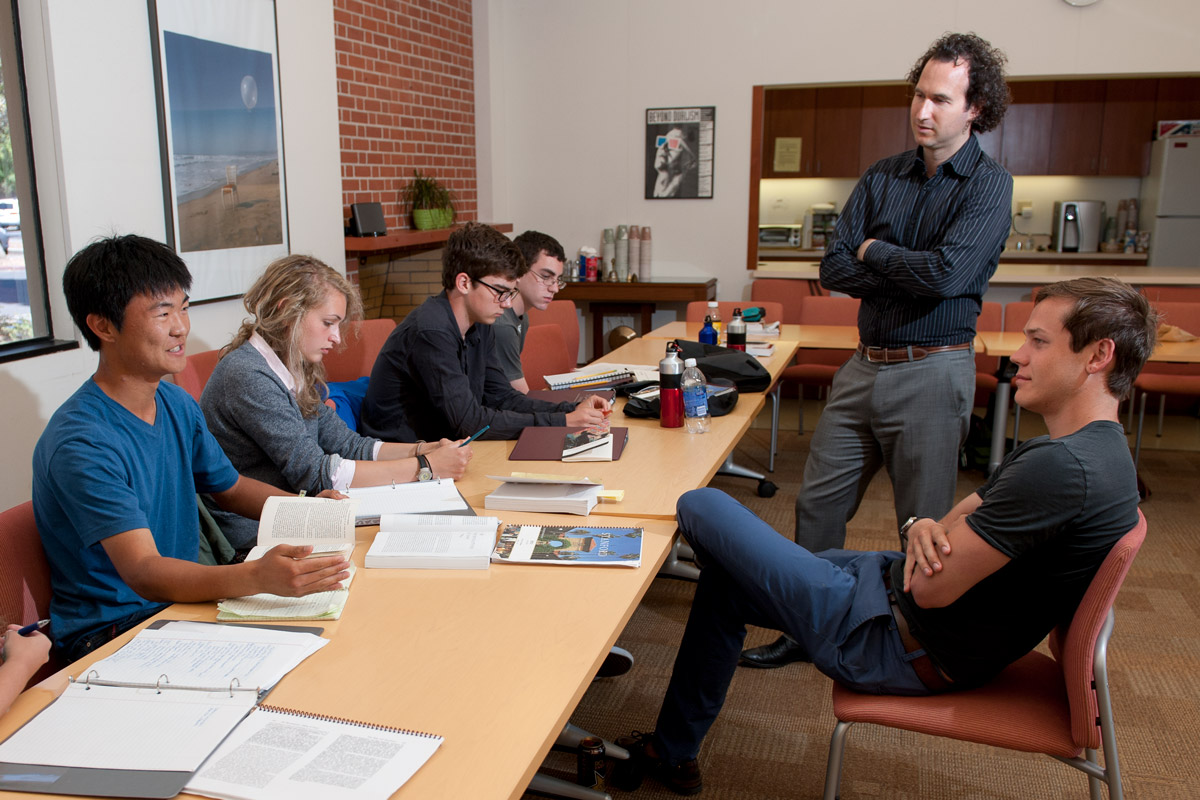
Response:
[746,320,781,338]
[484,475,602,515]
[747,341,775,357]
[365,514,499,569]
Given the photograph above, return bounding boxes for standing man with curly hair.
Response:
[743,33,1015,669]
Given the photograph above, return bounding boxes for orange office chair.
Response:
[173,349,221,402]
[1141,285,1200,304]
[1132,301,1200,468]
[0,502,62,687]
[322,318,397,382]
[520,324,574,392]
[751,278,824,323]
[526,300,581,367]
[973,301,1003,409]
[786,295,860,434]
[823,509,1146,800]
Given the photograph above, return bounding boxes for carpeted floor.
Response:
[526,426,1200,799]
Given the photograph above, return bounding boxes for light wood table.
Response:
[1,513,678,800]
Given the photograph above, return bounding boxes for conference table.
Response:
[2,334,804,800]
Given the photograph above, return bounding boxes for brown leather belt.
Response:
[856,341,971,364]
[882,572,953,692]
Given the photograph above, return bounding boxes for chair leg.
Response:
[768,382,781,472]
[1092,614,1124,800]
[1156,394,1165,438]
[556,723,630,761]
[527,772,610,800]
[1012,404,1022,450]
[822,720,854,800]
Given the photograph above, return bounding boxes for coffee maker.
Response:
[1051,200,1105,253]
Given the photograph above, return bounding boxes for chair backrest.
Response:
[323,318,397,383]
[520,324,574,392]
[0,502,59,687]
[1052,509,1146,749]
[174,349,221,402]
[1142,301,1200,377]
[526,300,580,367]
[1142,285,1200,304]
[225,165,238,186]
[798,295,860,326]
[685,301,785,326]
[751,278,823,324]
[1003,301,1034,333]
[976,301,1003,374]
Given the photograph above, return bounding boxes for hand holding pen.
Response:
[2,621,51,667]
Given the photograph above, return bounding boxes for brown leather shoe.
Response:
[738,634,810,668]
[609,731,702,795]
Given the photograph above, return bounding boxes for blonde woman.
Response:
[201,255,471,551]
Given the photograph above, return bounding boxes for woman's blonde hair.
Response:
[225,254,364,417]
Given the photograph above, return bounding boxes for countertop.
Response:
[754,261,1200,286]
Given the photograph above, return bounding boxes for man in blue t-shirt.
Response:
[33,235,351,663]
[612,277,1158,795]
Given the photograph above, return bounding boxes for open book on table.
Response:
[365,513,500,569]
[0,621,328,797]
[218,496,357,622]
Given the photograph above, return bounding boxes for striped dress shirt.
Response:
[820,134,1013,347]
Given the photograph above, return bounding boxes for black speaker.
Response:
[349,202,386,237]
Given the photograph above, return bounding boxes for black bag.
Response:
[620,378,738,419]
[672,340,772,393]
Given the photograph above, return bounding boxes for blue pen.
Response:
[15,620,50,637]
[460,425,490,446]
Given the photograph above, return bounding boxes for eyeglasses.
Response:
[656,135,684,150]
[472,278,519,304]
[532,271,567,290]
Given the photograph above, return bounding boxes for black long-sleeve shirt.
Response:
[821,135,1013,347]
[360,293,574,441]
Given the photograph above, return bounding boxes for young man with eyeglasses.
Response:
[361,223,610,442]
[493,230,568,393]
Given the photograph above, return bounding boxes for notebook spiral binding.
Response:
[258,703,442,739]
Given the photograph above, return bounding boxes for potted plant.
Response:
[400,170,455,230]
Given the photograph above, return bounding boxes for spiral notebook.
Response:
[186,704,443,800]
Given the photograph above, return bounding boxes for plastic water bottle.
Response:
[727,308,747,352]
[659,343,684,429]
[698,315,718,346]
[682,358,711,434]
[706,301,722,344]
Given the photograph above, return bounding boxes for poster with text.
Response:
[645,107,715,199]
[151,0,289,301]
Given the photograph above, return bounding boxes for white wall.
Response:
[476,0,1200,298]
[0,0,342,511]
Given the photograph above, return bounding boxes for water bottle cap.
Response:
[707,301,718,308]
[684,358,697,367]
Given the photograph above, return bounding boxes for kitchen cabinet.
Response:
[1000,81,1056,174]
[1154,77,1200,127]
[858,85,913,173]
[761,88,815,178]
[762,86,863,178]
[1048,80,1106,175]
[1099,79,1157,175]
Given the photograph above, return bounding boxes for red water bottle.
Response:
[659,342,684,428]
[727,307,747,352]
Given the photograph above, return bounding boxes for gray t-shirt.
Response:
[492,307,527,381]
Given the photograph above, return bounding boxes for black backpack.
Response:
[671,340,772,393]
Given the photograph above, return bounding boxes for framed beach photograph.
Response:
[149,0,289,302]
[644,107,715,200]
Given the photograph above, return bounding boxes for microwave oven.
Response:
[758,225,803,248]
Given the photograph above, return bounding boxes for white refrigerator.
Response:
[1141,138,1200,267]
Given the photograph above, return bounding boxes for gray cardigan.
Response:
[200,342,380,549]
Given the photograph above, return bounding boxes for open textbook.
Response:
[186,705,443,800]
[365,513,499,569]
[0,622,327,794]
[218,496,357,622]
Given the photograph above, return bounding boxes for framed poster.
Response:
[644,107,715,199]
[149,0,289,302]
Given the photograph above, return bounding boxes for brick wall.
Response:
[334,0,476,320]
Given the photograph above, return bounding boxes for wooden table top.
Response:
[3,513,678,800]
[977,330,1200,362]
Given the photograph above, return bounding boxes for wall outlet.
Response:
[1017,201,1033,219]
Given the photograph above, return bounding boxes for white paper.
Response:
[347,479,469,523]
[366,515,497,569]
[0,682,256,772]
[187,707,443,800]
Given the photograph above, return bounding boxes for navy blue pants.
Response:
[654,488,932,763]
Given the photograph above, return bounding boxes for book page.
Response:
[92,621,327,690]
[369,528,493,558]
[377,513,498,533]
[347,478,469,521]
[0,682,256,772]
[187,707,443,800]
[257,497,357,547]
[217,567,356,621]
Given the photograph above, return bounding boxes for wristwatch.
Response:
[899,515,919,550]
[416,454,434,482]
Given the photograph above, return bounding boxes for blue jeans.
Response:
[794,347,974,551]
[654,489,930,764]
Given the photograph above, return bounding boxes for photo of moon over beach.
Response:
[163,31,285,253]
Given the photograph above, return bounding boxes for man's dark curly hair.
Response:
[906,32,1010,134]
